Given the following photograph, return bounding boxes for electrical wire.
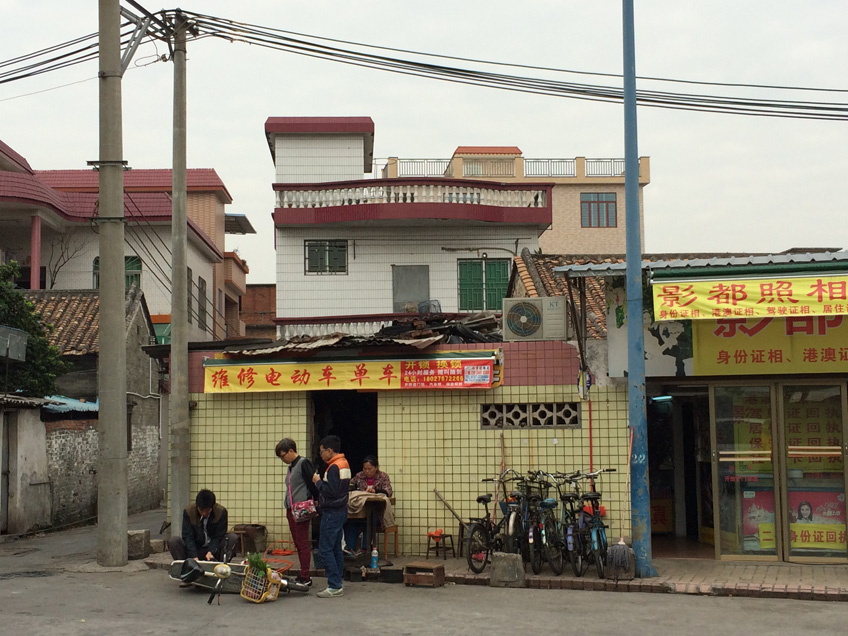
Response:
[182,11,848,95]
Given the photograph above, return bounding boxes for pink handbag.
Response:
[288,474,318,522]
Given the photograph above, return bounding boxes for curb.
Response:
[443,572,848,602]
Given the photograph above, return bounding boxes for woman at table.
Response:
[344,456,393,554]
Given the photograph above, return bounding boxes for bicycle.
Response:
[569,468,615,578]
[465,469,522,574]
[530,470,565,576]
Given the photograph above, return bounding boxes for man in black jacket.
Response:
[168,489,237,562]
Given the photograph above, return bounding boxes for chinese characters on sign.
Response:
[653,275,848,321]
[204,357,495,393]
[693,315,848,376]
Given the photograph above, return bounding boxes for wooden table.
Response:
[347,494,396,550]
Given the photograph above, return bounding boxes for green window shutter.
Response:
[306,243,325,272]
[458,260,484,311]
[485,259,510,311]
[327,241,347,272]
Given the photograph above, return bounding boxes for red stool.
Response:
[426,529,455,560]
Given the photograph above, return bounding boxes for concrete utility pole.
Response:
[622,0,656,577]
[169,14,191,539]
[97,0,128,566]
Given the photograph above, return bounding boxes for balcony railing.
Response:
[277,180,548,209]
[524,158,577,177]
[382,157,641,179]
[395,159,450,177]
[463,159,515,178]
[584,158,626,177]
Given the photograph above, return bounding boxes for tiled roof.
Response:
[453,146,522,156]
[264,117,375,134]
[517,252,608,339]
[22,290,101,355]
[0,139,34,174]
[36,168,233,203]
[512,254,538,296]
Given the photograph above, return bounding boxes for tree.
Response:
[46,230,85,289]
[0,261,67,396]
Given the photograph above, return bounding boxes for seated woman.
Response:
[344,456,393,554]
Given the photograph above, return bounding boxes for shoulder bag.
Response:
[288,459,318,522]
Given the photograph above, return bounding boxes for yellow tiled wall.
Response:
[186,383,631,556]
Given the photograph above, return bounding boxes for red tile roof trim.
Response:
[36,168,233,203]
[264,116,374,135]
[274,202,551,227]
[0,139,34,174]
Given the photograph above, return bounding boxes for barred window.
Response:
[480,402,581,429]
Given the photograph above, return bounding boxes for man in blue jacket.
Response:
[312,435,350,598]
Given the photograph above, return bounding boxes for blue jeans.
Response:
[319,507,347,589]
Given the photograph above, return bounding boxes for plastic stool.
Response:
[426,530,455,560]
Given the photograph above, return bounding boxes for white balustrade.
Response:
[278,182,547,209]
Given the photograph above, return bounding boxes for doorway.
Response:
[311,391,378,474]
[647,388,714,558]
[710,382,847,562]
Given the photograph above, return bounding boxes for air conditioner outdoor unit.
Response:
[502,297,571,341]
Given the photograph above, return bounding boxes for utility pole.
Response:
[97,0,128,567]
[622,0,656,577]
[169,13,191,539]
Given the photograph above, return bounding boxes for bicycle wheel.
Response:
[593,526,608,579]
[543,517,564,575]
[509,511,529,562]
[592,528,606,579]
[567,526,583,577]
[465,523,490,574]
[529,522,543,574]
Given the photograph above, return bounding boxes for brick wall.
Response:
[45,419,98,525]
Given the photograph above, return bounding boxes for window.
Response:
[92,256,142,289]
[458,259,510,311]
[198,276,207,331]
[304,240,348,274]
[186,267,192,324]
[580,193,617,228]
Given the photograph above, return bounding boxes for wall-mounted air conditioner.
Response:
[502,297,571,341]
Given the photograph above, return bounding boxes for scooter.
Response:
[169,538,311,602]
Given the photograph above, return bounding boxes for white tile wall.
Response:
[275,224,540,318]
[274,134,365,183]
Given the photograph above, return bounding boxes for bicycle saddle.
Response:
[582,492,602,500]
[477,493,493,504]
[560,492,578,501]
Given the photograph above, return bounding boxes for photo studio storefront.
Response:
[571,254,848,563]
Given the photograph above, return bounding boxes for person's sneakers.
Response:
[296,576,313,588]
[316,587,344,598]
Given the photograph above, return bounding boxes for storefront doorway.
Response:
[711,382,847,562]
[311,391,378,473]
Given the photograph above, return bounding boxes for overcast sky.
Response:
[3,1,847,283]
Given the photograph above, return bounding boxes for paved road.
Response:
[1,567,845,636]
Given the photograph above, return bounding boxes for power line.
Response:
[182,11,848,95]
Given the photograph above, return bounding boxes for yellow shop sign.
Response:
[693,315,848,375]
[653,275,848,321]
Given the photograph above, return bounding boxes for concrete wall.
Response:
[43,296,162,527]
[539,183,646,254]
[185,341,631,556]
[276,225,540,318]
[4,409,52,534]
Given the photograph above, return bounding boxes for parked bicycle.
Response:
[465,469,522,574]
[561,468,615,578]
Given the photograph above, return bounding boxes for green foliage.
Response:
[246,552,268,575]
[0,261,67,396]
